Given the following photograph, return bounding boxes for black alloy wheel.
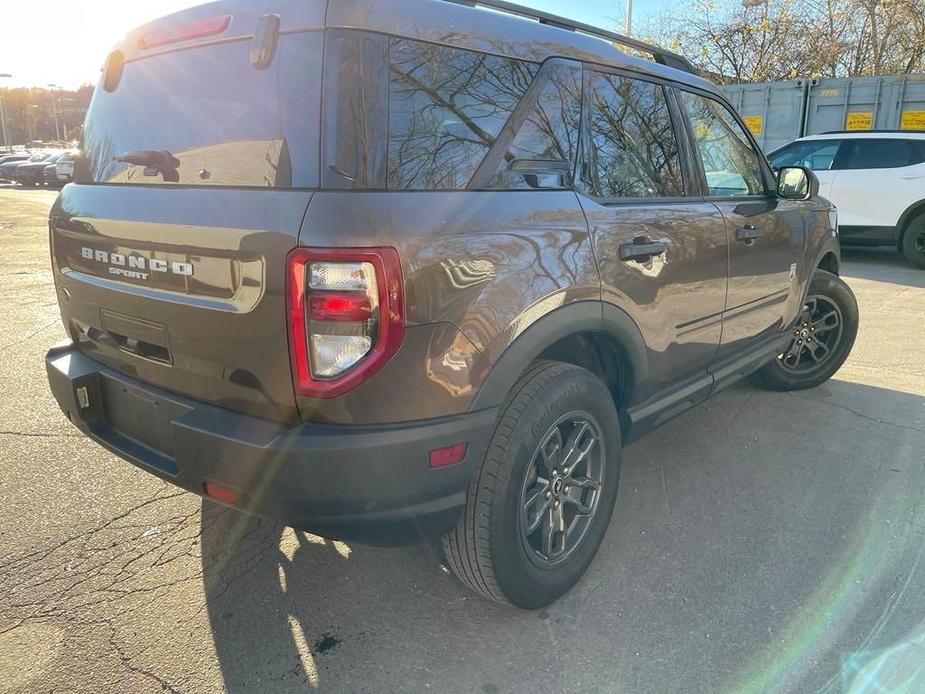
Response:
[519,412,605,567]
[778,295,844,375]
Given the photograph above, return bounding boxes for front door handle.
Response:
[619,239,668,261]
[735,225,763,243]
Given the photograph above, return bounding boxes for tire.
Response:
[754,270,858,392]
[442,361,621,608]
[901,216,925,270]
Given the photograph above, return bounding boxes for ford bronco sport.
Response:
[45,0,857,608]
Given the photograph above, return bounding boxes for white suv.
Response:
[769,131,925,269]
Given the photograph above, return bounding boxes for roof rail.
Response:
[820,129,925,135]
[443,0,698,74]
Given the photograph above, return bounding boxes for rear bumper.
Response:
[46,342,496,543]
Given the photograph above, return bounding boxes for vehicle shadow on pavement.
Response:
[199,378,925,693]
[841,248,925,288]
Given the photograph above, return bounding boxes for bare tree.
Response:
[641,0,925,82]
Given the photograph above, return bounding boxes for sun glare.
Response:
[0,0,203,88]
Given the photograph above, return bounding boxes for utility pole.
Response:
[47,83,61,142]
[0,73,11,152]
[625,0,633,35]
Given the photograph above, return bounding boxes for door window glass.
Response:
[682,92,765,197]
[586,73,684,198]
[769,140,840,171]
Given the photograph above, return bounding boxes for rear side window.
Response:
[682,92,765,197]
[80,34,322,188]
[323,33,564,191]
[769,139,841,171]
[586,73,684,198]
[482,62,583,190]
[835,139,925,169]
[388,40,538,190]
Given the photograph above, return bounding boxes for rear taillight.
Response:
[286,248,404,398]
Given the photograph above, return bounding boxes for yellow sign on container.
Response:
[845,112,873,131]
[742,116,763,136]
[900,111,925,130]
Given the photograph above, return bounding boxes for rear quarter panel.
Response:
[297,190,600,424]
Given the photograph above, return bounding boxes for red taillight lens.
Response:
[139,15,232,49]
[286,247,404,399]
[309,293,373,322]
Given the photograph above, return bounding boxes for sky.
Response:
[0,0,670,89]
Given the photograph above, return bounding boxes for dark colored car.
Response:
[43,162,59,185]
[0,153,30,167]
[17,152,64,185]
[46,0,857,607]
[3,151,55,182]
[0,152,44,181]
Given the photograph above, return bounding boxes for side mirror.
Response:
[777,166,819,200]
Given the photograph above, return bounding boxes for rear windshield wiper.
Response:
[113,150,180,182]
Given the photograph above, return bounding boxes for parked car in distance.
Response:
[1,151,53,182]
[43,162,60,186]
[45,0,857,608]
[768,131,925,269]
[0,153,35,181]
[53,151,77,184]
[16,151,65,186]
[0,153,30,167]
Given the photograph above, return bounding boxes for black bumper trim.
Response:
[46,342,497,541]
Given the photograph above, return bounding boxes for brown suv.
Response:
[45,0,857,608]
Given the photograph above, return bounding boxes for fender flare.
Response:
[469,301,650,412]
[811,233,842,275]
[896,199,925,246]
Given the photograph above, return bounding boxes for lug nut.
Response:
[545,491,552,500]
[554,500,560,508]
[565,486,571,493]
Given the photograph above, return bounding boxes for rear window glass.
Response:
[835,138,925,169]
[79,34,321,187]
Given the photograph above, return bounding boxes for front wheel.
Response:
[754,270,858,391]
[442,361,621,608]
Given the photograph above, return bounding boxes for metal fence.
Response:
[723,74,925,153]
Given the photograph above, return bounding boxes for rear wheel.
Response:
[442,361,621,608]
[901,216,925,270]
[754,270,858,391]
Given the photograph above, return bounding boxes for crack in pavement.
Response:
[0,430,82,438]
[0,319,59,351]
[789,392,925,437]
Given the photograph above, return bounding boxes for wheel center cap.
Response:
[552,477,564,496]
[800,329,809,338]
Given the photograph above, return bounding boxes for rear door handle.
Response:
[735,225,763,242]
[619,240,668,261]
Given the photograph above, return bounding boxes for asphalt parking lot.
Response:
[0,185,923,693]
